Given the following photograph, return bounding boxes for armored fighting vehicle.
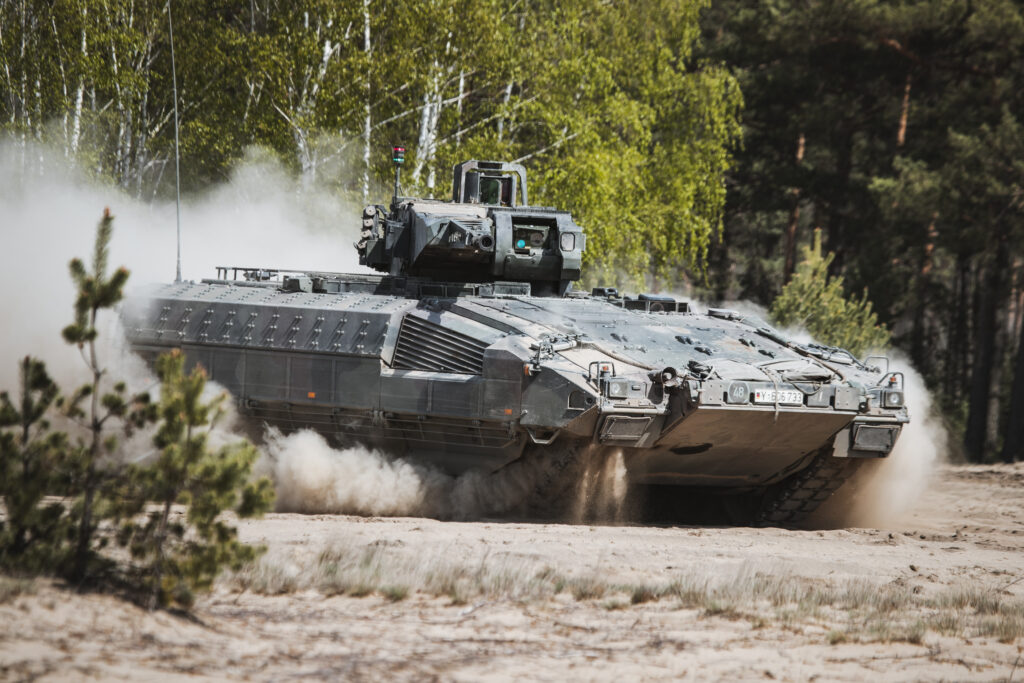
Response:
[124,151,909,525]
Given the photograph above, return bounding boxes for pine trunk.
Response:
[148,498,174,609]
[825,128,853,276]
[782,132,805,284]
[1001,307,1024,462]
[72,309,103,581]
[964,234,1010,461]
[896,73,911,147]
[953,255,972,398]
[911,216,938,372]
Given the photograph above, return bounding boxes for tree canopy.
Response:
[0,0,741,285]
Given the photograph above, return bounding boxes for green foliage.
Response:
[0,357,68,572]
[120,350,274,609]
[60,209,155,582]
[62,210,129,348]
[771,230,890,358]
[0,211,270,608]
[701,0,1024,459]
[1,0,740,286]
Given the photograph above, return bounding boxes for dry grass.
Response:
[229,544,569,605]
[0,576,36,604]
[568,575,606,601]
[928,583,1024,643]
[226,547,1024,645]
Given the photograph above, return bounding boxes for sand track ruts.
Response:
[2,463,1023,682]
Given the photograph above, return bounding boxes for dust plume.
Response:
[258,428,583,520]
[570,448,629,523]
[259,429,453,517]
[0,140,366,394]
[811,357,947,528]
[0,138,370,473]
[258,429,635,522]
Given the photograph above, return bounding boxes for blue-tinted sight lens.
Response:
[516,239,526,248]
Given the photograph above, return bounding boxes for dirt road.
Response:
[2,463,1023,681]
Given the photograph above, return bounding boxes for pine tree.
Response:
[61,208,154,582]
[771,230,890,358]
[0,357,68,571]
[121,350,274,609]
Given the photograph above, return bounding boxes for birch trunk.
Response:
[0,17,14,125]
[51,15,70,154]
[33,75,42,141]
[19,0,28,140]
[70,3,87,157]
[362,0,372,201]
[412,61,443,193]
[108,33,128,185]
[497,81,512,141]
[455,69,465,148]
[295,32,335,186]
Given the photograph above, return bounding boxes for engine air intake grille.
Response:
[393,315,488,374]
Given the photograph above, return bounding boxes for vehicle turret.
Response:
[357,153,585,296]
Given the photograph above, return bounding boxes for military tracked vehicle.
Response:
[124,150,909,525]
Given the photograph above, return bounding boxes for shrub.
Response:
[119,350,275,609]
[770,229,890,358]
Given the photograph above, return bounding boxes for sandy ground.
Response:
[2,462,1023,682]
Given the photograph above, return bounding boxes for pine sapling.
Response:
[123,350,274,609]
[0,356,68,571]
[61,208,154,582]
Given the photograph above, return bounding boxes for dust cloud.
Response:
[258,428,577,520]
[571,448,628,523]
[0,139,368,471]
[0,141,365,393]
[257,429,634,522]
[812,356,947,528]
[259,429,453,517]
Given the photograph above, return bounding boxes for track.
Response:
[757,449,865,525]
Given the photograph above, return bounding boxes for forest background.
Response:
[1,0,1021,463]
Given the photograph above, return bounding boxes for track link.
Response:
[756,450,864,526]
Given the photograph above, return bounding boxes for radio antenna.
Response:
[168,0,182,283]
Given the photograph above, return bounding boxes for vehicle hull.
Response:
[124,275,907,523]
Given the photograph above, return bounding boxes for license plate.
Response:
[754,389,803,405]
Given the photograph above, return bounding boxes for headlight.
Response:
[883,389,904,408]
[606,379,628,399]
